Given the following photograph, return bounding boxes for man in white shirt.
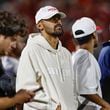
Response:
[72,17,110,110]
[16,6,78,110]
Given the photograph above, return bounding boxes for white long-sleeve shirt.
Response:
[16,33,78,110]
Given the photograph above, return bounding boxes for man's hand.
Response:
[13,89,35,105]
[56,104,61,110]
[100,106,110,110]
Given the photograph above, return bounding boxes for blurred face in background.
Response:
[0,10,28,57]
[0,35,16,56]
[6,35,27,58]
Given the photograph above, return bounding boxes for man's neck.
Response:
[77,43,94,54]
[41,33,59,49]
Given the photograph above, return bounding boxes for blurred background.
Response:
[0,0,110,52]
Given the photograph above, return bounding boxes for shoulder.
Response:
[62,46,71,53]
[61,46,71,57]
[100,45,110,57]
[101,41,110,52]
[72,49,89,62]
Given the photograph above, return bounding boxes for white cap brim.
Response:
[35,12,66,24]
[42,12,66,20]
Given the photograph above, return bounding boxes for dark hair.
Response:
[14,16,28,38]
[0,10,28,37]
[73,30,93,45]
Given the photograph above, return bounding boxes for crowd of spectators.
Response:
[0,0,110,52]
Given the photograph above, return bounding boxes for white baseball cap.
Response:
[35,6,66,24]
[72,17,96,38]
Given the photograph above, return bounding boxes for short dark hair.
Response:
[0,10,28,37]
[73,30,93,45]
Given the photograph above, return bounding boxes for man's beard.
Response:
[51,24,64,37]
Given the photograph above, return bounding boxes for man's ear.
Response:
[36,22,43,31]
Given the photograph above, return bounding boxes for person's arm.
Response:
[0,97,16,109]
[16,104,23,110]
[82,94,110,110]
[0,89,35,109]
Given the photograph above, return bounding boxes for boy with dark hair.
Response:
[0,10,35,110]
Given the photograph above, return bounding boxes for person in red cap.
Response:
[16,5,78,110]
